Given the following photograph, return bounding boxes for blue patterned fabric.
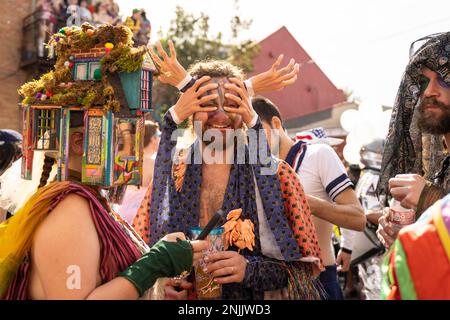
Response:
[311,128,327,139]
[149,111,305,299]
[285,140,307,173]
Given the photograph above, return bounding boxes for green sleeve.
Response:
[118,238,193,297]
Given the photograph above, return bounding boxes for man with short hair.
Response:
[252,96,365,300]
[376,32,450,249]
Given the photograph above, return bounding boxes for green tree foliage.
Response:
[152,2,260,122]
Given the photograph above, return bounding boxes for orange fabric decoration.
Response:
[223,208,255,251]
[399,218,450,299]
[172,150,188,192]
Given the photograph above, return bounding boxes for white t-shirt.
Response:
[355,169,381,212]
[286,142,353,266]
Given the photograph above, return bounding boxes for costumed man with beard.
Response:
[376,32,450,299]
[147,58,323,300]
[377,32,450,250]
[131,41,321,299]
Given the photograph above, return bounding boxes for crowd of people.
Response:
[37,0,121,27]
[36,0,151,56]
[1,24,450,300]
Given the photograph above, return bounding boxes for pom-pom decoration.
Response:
[59,28,66,35]
[64,61,70,68]
[104,42,114,54]
[35,92,42,99]
[41,94,47,101]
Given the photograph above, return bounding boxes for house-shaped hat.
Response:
[18,23,157,189]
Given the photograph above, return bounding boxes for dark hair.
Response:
[143,120,159,147]
[188,59,244,80]
[38,154,56,188]
[251,96,284,127]
[70,110,85,128]
[0,130,22,176]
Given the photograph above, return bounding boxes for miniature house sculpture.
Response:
[19,23,156,189]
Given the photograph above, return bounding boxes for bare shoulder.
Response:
[33,193,99,254]
[36,193,93,231]
[31,193,102,299]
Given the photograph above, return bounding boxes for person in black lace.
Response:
[377,32,450,249]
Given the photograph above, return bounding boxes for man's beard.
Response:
[202,129,241,150]
[418,97,450,134]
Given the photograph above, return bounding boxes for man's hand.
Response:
[389,174,426,209]
[164,278,192,300]
[248,54,300,94]
[336,249,351,272]
[172,76,218,122]
[203,251,247,284]
[223,78,256,125]
[149,40,188,87]
[376,208,398,249]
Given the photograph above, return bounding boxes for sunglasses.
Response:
[419,74,450,93]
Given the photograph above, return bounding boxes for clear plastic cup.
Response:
[190,227,224,300]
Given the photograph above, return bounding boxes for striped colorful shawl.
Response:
[382,195,450,299]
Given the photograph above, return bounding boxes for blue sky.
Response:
[116,0,450,107]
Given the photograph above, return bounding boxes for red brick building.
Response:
[0,0,34,131]
[249,26,357,142]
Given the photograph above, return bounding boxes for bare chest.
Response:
[199,166,230,225]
